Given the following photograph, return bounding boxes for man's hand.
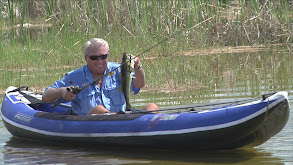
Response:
[62,87,76,101]
[42,87,75,103]
[134,57,142,70]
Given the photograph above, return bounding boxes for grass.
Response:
[0,0,292,94]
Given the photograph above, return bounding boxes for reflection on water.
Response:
[1,137,285,165]
[133,51,293,108]
[3,138,150,165]
[256,101,293,165]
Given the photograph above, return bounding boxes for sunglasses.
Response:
[88,54,108,60]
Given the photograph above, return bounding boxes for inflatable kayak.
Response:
[1,86,290,150]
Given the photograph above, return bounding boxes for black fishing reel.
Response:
[67,80,82,94]
[51,81,82,108]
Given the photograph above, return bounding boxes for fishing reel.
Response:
[50,80,81,108]
[67,80,82,94]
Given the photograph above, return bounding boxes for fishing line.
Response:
[73,18,214,92]
[51,37,170,107]
[76,16,215,93]
[51,16,215,107]
[71,37,170,94]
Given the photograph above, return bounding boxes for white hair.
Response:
[83,38,109,56]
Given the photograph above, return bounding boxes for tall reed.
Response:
[0,0,292,93]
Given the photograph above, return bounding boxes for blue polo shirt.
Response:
[46,62,140,115]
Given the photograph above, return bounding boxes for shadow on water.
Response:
[3,137,284,165]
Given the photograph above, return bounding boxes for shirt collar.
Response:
[84,63,111,83]
[84,65,95,83]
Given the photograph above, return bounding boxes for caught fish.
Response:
[120,53,135,110]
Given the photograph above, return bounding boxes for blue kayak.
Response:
[1,86,290,150]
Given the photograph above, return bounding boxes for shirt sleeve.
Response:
[44,74,70,92]
[131,72,140,94]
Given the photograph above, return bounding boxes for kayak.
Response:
[1,86,290,150]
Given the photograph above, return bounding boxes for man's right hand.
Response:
[42,87,76,103]
[62,87,76,101]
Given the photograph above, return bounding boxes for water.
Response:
[1,51,293,164]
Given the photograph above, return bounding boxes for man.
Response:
[42,38,159,115]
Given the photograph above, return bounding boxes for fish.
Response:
[120,53,135,111]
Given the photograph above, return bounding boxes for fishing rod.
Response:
[69,16,215,94]
[51,36,170,107]
[72,37,169,94]
[51,16,214,108]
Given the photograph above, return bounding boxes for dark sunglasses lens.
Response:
[89,56,97,60]
[89,54,108,60]
[100,54,108,59]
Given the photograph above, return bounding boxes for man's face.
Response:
[85,45,109,75]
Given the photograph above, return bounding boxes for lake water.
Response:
[0,50,293,164]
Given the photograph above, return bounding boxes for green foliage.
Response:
[0,0,292,92]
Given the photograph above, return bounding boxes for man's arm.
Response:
[42,87,76,103]
[133,57,145,88]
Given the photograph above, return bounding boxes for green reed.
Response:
[0,0,292,93]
